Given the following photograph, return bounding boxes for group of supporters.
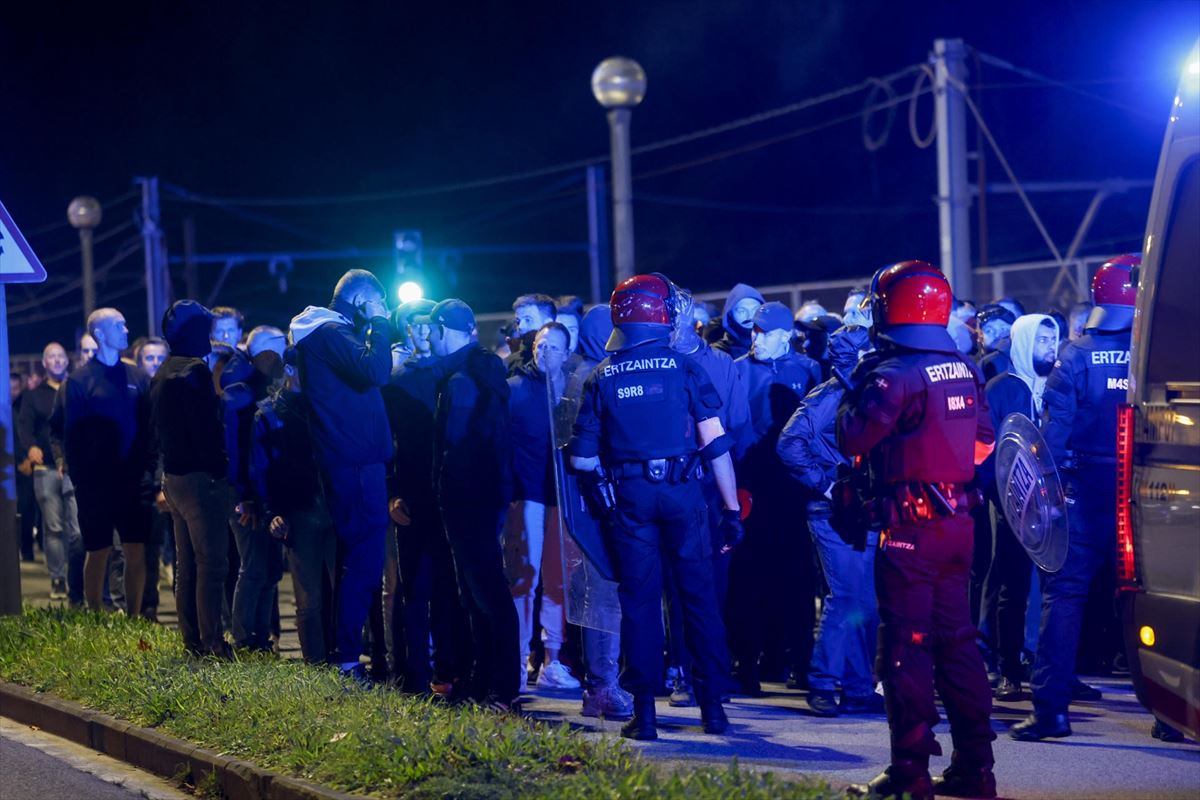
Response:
[11,254,1171,799]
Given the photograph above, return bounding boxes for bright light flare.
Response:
[397,281,424,304]
[1188,60,1200,76]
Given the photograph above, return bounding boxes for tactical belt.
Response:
[611,454,700,484]
[883,481,981,525]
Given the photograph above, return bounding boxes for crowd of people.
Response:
[10,255,1165,797]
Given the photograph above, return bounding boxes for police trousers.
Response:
[609,476,730,700]
[875,512,995,770]
[1030,462,1116,716]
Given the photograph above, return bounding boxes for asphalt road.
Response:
[0,718,189,800]
[15,558,1200,799]
[523,677,1200,799]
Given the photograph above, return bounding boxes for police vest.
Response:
[875,352,983,485]
[1067,329,1131,459]
[591,342,706,462]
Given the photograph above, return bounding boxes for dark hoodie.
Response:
[565,304,613,403]
[290,301,394,469]
[151,302,227,478]
[712,283,764,360]
[433,343,512,510]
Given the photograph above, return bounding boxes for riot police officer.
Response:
[838,261,997,800]
[1011,255,1137,741]
[569,274,743,741]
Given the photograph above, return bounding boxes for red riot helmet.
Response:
[866,260,957,352]
[1086,254,1139,331]
[607,273,680,351]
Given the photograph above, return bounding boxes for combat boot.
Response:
[1009,711,1071,741]
[620,694,658,740]
[932,754,997,798]
[699,699,729,734]
[848,762,933,800]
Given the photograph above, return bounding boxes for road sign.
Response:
[0,199,48,284]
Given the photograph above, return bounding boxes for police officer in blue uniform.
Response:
[570,274,744,740]
[1012,255,1138,741]
[839,261,997,800]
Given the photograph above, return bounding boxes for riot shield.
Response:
[994,413,1070,572]
[549,373,622,634]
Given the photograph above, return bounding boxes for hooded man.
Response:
[290,269,394,676]
[712,283,764,360]
[151,300,231,657]
[728,301,822,694]
[979,314,1057,701]
[1013,256,1139,741]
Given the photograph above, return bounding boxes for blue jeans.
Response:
[32,469,83,596]
[322,462,390,668]
[807,501,879,697]
[231,515,283,650]
[285,502,337,663]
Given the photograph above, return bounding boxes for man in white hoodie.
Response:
[979,314,1057,700]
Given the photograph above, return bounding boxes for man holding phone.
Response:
[289,269,394,678]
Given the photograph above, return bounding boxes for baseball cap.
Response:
[162,299,214,358]
[977,303,1017,327]
[418,298,476,333]
[752,301,794,333]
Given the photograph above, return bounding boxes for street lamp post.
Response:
[592,57,646,284]
[67,196,103,320]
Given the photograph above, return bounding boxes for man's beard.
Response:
[1034,358,1054,377]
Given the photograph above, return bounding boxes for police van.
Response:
[1119,42,1200,740]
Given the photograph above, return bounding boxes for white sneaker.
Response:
[536,660,582,690]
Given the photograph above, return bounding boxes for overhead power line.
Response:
[974,51,1159,122]
[165,63,925,208]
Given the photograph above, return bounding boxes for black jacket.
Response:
[17,381,58,461]
[290,302,394,469]
[50,359,154,484]
[507,363,555,505]
[978,371,1036,497]
[383,355,442,511]
[150,356,228,479]
[433,344,512,510]
[250,390,322,519]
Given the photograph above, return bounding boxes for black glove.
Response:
[717,508,744,553]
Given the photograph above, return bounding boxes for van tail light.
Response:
[1116,403,1138,589]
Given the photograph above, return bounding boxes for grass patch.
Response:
[0,607,848,799]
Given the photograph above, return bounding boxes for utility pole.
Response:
[586,165,610,305]
[934,38,972,298]
[137,177,166,335]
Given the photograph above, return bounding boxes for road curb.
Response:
[0,681,361,800]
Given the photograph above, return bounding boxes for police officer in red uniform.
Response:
[570,274,744,740]
[1012,256,1138,741]
[839,261,998,800]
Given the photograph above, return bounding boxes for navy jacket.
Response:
[1042,328,1130,463]
[433,344,512,510]
[507,364,556,505]
[777,377,848,495]
[735,350,821,468]
[290,302,394,469]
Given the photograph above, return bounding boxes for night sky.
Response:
[3,0,1197,353]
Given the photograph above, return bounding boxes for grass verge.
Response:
[0,607,848,799]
